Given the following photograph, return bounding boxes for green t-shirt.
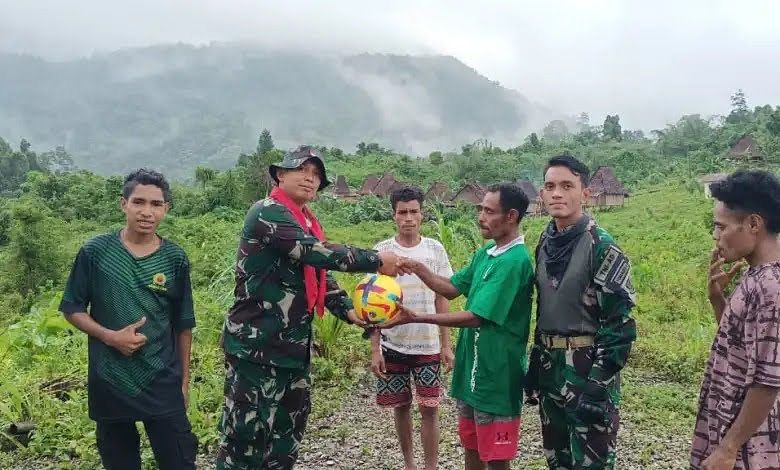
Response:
[449,239,534,416]
[59,232,196,422]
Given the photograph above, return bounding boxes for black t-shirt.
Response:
[59,232,196,422]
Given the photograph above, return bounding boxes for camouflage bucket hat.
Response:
[269,145,331,191]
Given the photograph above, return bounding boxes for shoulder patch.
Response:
[594,244,636,303]
[595,244,627,287]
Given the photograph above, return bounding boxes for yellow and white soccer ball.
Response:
[353,274,403,324]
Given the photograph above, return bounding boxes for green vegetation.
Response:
[0,92,779,467]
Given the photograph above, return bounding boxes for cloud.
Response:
[1,0,779,131]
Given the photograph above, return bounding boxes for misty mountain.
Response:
[0,43,552,177]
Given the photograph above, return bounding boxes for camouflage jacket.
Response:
[222,198,381,369]
[532,219,637,386]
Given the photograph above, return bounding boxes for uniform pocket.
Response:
[219,365,261,442]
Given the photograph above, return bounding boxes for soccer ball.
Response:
[353,274,403,324]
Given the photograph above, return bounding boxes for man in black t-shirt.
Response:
[60,169,197,470]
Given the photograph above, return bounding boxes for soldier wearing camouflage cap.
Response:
[216,145,399,470]
[526,155,637,470]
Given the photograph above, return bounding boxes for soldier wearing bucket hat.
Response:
[217,144,400,470]
[269,145,332,191]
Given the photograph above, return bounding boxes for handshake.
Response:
[376,252,423,277]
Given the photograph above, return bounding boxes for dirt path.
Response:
[17,370,693,469]
[291,371,692,470]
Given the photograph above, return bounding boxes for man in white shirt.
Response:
[370,186,454,470]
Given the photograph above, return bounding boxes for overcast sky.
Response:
[2,0,779,131]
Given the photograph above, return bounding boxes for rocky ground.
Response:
[15,369,694,469]
[197,369,693,470]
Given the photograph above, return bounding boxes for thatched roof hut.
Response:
[588,166,628,207]
[729,135,764,161]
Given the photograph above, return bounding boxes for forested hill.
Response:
[0,44,550,177]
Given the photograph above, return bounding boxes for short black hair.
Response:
[390,186,425,211]
[544,155,590,186]
[122,169,172,202]
[487,182,529,225]
[711,170,780,234]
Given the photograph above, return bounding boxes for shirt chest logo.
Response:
[149,272,168,293]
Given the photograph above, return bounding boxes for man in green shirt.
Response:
[384,182,535,470]
[60,169,197,470]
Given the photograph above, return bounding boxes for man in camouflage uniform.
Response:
[526,155,637,470]
[216,146,399,470]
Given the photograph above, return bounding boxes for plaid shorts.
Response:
[376,347,442,408]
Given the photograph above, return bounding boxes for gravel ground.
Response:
[199,370,692,470]
[13,370,693,469]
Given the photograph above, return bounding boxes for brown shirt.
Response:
[691,262,780,469]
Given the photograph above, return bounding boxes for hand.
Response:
[347,309,369,328]
[378,251,399,276]
[441,345,454,373]
[524,346,541,406]
[574,380,613,425]
[378,303,418,329]
[371,349,387,380]
[397,257,423,276]
[708,249,746,302]
[701,446,737,470]
[182,381,190,408]
[105,317,148,356]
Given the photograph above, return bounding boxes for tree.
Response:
[622,129,645,141]
[240,149,283,203]
[195,166,217,189]
[528,132,541,150]
[6,198,65,298]
[767,107,780,137]
[727,89,749,124]
[576,112,591,132]
[256,129,274,155]
[603,114,622,141]
[19,138,31,154]
[38,146,75,173]
[542,120,569,142]
[655,114,714,156]
[0,200,10,246]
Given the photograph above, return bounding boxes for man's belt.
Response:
[539,334,595,349]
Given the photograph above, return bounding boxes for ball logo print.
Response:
[353,274,403,324]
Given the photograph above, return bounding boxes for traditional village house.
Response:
[516,178,542,215]
[728,135,765,162]
[449,183,487,205]
[588,166,628,208]
[425,181,452,202]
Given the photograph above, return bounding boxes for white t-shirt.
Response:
[373,237,454,355]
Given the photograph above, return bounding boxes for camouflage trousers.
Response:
[537,344,620,470]
[216,355,312,470]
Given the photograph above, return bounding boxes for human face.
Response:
[277,160,322,205]
[542,165,590,224]
[393,199,423,239]
[120,184,169,235]
[477,191,516,241]
[713,201,759,263]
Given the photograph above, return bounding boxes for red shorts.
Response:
[457,400,521,462]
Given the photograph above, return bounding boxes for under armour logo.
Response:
[496,432,510,442]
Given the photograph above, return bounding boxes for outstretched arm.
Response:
[398,259,460,300]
